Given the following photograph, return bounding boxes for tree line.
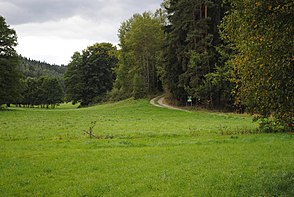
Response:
[19,56,67,79]
[159,0,293,131]
[0,16,65,108]
[0,0,293,131]
[18,56,66,108]
[19,77,63,108]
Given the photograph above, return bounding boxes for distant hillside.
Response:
[19,56,67,78]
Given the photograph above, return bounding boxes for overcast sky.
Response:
[0,0,163,65]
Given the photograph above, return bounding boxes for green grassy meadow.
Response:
[0,99,293,196]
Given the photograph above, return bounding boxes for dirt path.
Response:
[149,96,164,108]
[150,96,190,112]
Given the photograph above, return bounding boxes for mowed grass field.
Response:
[0,99,293,196]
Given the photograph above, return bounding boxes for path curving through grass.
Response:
[150,95,190,112]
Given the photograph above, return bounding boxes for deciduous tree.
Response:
[221,0,294,130]
[65,43,118,106]
[111,12,164,100]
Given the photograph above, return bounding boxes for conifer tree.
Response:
[0,16,22,106]
[162,0,224,106]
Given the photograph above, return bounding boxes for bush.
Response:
[254,116,294,133]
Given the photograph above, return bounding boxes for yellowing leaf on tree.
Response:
[255,2,261,7]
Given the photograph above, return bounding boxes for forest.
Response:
[0,0,293,131]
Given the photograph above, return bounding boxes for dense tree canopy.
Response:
[221,0,294,130]
[65,43,118,106]
[19,56,67,79]
[0,16,22,105]
[21,77,64,108]
[111,12,164,100]
[161,0,228,107]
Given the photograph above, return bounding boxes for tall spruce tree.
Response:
[64,52,83,104]
[162,0,226,107]
[0,16,22,106]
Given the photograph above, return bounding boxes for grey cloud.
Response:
[1,0,97,24]
[0,0,162,25]
[1,0,162,65]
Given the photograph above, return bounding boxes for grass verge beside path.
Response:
[0,99,293,196]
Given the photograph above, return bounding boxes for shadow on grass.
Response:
[262,172,294,196]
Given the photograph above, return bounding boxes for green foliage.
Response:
[221,0,294,130]
[111,12,164,100]
[64,52,83,104]
[132,73,147,99]
[65,43,118,106]
[0,16,22,105]
[42,77,64,107]
[19,56,67,79]
[0,16,17,57]
[199,40,237,109]
[21,77,64,107]
[202,50,235,109]
[18,57,67,106]
[256,118,285,133]
[161,0,228,107]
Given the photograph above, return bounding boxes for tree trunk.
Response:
[200,0,202,19]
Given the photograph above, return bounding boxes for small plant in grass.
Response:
[84,121,114,139]
[84,121,97,139]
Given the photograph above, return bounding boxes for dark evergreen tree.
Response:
[64,52,83,104]
[0,16,22,106]
[19,56,67,79]
[162,0,227,107]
